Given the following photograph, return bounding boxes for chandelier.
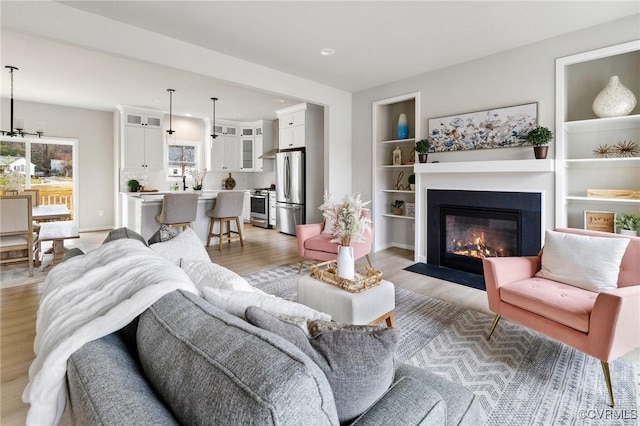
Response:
[1,66,44,138]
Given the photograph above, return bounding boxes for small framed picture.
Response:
[584,211,616,233]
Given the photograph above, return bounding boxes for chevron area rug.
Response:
[244,265,640,426]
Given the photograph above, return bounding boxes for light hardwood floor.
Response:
[0,225,491,425]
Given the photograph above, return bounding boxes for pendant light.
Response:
[210,97,218,140]
[1,66,44,138]
[166,88,175,144]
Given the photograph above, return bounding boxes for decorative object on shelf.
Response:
[613,140,639,158]
[210,97,219,140]
[614,213,640,236]
[415,139,430,163]
[584,210,616,233]
[408,149,415,164]
[397,113,409,139]
[127,179,141,192]
[592,76,637,118]
[393,171,409,191]
[310,260,383,293]
[587,189,640,200]
[223,173,236,190]
[319,192,373,280]
[405,202,415,218]
[0,169,24,193]
[525,125,553,159]
[391,200,405,215]
[408,174,415,191]
[428,102,537,152]
[0,66,44,138]
[593,144,615,158]
[392,146,402,165]
[166,89,176,144]
[191,168,207,190]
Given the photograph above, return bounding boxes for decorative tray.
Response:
[310,261,383,293]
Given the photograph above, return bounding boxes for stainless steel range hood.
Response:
[259,119,279,159]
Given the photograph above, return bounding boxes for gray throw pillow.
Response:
[245,306,398,423]
[147,225,177,245]
[103,227,147,246]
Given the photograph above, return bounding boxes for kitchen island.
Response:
[121,190,250,243]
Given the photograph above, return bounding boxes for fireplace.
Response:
[427,190,541,277]
[440,205,521,275]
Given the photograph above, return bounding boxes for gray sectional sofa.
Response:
[65,230,479,425]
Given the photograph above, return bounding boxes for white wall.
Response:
[1,99,115,231]
[352,14,640,220]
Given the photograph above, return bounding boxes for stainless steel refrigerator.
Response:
[275,151,304,235]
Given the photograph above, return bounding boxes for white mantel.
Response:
[414,159,555,263]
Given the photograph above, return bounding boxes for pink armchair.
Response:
[482,227,640,407]
[296,209,373,273]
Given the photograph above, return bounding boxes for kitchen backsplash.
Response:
[120,168,275,192]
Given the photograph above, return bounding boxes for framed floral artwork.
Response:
[428,102,537,152]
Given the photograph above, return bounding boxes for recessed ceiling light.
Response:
[320,48,335,56]
[275,99,286,103]
[185,113,192,117]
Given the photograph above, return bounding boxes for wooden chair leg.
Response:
[601,361,615,408]
[218,219,224,252]
[298,258,306,273]
[235,217,244,247]
[487,314,501,340]
[206,218,214,247]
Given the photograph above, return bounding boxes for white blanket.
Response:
[21,239,199,426]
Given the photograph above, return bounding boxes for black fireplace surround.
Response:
[427,189,542,275]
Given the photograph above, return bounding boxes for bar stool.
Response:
[206,191,245,251]
[156,193,199,230]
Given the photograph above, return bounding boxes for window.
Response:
[167,142,200,177]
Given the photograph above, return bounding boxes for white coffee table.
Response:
[297,274,395,327]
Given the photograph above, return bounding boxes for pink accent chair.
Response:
[296,209,373,273]
[483,227,640,407]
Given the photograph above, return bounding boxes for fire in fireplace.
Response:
[426,189,542,279]
[440,205,520,275]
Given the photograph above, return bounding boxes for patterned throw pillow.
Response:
[148,225,177,245]
[245,307,398,423]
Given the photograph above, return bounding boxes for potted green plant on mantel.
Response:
[415,139,430,163]
[615,213,640,236]
[526,125,553,159]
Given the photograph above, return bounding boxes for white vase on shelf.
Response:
[592,76,637,118]
[337,245,355,280]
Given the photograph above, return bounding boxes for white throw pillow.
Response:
[181,259,259,293]
[535,230,630,292]
[202,287,331,322]
[149,228,210,265]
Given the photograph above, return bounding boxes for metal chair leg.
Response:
[298,258,306,274]
[365,254,373,267]
[487,314,501,340]
[601,361,615,408]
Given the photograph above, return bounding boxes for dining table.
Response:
[32,204,71,221]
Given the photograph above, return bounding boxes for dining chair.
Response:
[0,195,40,276]
[156,193,200,230]
[206,191,245,251]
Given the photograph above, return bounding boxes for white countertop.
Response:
[123,189,251,203]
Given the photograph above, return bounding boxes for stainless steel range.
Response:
[250,188,272,229]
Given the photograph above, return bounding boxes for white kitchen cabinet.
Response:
[253,136,264,171]
[269,191,276,227]
[210,123,241,171]
[276,103,322,150]
[243,191,251,223]
[240,137,254,171]
[121,109,164,169]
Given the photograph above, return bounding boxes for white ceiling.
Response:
[1,1,639,122]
